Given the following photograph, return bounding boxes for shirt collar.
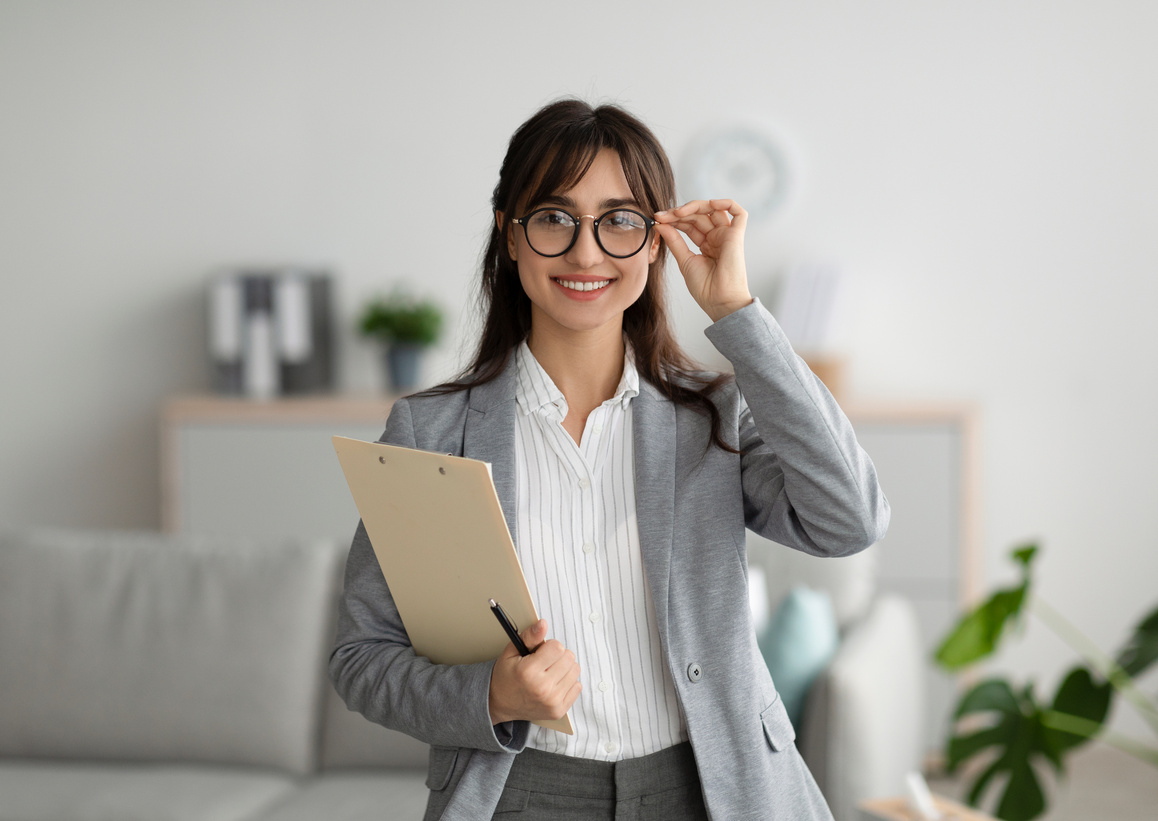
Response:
[514,341,640,419]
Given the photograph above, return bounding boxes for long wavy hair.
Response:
[426,98,734,452]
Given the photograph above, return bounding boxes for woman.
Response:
[330,99,889,821]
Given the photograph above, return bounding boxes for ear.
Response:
[647,229,661,265]
[496,210,518,261]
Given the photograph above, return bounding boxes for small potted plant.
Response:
[358,291,443,393]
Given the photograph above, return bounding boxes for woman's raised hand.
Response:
[654,199,753,323]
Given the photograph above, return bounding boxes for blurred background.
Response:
[1,0,1156,765]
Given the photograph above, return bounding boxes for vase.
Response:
[385,343,424,393]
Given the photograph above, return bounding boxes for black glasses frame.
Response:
[512,207,657,259]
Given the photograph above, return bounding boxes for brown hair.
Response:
[426,98,735,452]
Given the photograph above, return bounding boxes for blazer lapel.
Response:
[632,380,676,637]
[462,356,519,542]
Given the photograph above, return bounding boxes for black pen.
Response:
[489,598,532,656]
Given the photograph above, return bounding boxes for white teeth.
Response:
[556,279,611,292]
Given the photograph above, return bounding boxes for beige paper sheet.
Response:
[333,436,572,735]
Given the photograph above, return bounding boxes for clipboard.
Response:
[332,436,573,735]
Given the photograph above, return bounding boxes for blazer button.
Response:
[687,663,703,682]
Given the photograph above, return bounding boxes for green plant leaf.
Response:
[967,757,1005,807]
[1011,544,1039,567]
[934,544,1038,671]
[955,679,1021,719]
[947,725,1007,771]
[935,585,1028,670]
[1040,666,1112,761]
[358,294,443,345]
[946,679,1054,821]
[1115,603,1158,678]
[996,759,1047,821]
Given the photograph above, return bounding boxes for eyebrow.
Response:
[536,194,641,211]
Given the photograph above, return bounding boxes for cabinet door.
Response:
[172,419,386,541]
[852,412,976,758]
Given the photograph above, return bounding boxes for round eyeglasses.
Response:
[512,208,656,259]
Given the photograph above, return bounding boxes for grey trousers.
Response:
[491,742,710,820]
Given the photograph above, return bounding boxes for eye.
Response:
[602,210,645,232]
[530,209,575,229]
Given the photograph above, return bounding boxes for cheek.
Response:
[516,258,544,296]
[621,261,650,301]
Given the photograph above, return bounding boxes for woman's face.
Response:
[506,148,660,342]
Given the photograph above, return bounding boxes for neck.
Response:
[526,321,625,411]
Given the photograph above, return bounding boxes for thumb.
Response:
[655,224,696,272]
[520,619,547,652]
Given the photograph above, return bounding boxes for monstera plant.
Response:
[934,544,1158,821]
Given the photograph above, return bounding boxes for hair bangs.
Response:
[520,132,601,213]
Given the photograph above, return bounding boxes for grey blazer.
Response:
[330,300,890,820]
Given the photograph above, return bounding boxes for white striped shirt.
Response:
[512,341,687,760]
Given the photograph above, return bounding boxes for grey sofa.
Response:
[0,528,924,821]
[0,529,429,821]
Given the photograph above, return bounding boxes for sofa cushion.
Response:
[0,529,345,776]
[251,772,429,821]
[319,684,431,770]
[0,760,295,821]
[758,586,840,727]
[746,531,879,631]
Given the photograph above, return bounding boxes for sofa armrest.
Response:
[797,594,925,821]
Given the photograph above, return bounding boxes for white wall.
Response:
[2,2,1156,739]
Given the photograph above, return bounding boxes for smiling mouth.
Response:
[553,278,612,292]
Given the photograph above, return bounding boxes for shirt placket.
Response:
[579,401,623,759]
[542,402,619,758]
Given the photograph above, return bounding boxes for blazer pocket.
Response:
[760,693,797,752]
[425,746,460,791]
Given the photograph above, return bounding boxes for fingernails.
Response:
[654,210,668,217]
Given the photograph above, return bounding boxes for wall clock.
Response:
[686,127,792,222]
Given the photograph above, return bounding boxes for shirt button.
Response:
[582,542,595,555]
[589,611,602,623]
[687,663,703,682]
[593,422,604,435]
[598,680,610,692]
[578,477,590,490]
[605,742,617,754]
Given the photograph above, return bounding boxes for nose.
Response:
[564,215,604,268]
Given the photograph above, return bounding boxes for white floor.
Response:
[926,745,1158,821]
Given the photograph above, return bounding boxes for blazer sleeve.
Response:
[704,298,890,556]
[328,397,529,753]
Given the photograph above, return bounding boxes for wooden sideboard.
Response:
[161,394,396,539]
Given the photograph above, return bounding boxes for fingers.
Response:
[655,199,747,247]
[655,199,745,223]
[508,639,582,722]
[490,617,582,723]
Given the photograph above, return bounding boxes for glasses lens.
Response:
[524,209,577,256]
[597,210,649,257]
